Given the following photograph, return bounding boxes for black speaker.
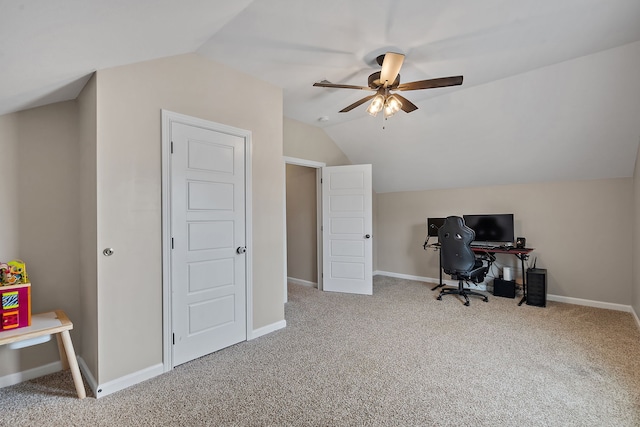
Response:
[526,268,547,307]
[516,237,526,248]
[493,278,516,298]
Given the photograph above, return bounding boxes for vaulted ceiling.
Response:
[2,0,640,192]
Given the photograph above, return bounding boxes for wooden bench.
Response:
[0,310,86,399]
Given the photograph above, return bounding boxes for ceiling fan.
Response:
[313,52,463,118]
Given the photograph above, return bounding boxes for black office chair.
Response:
[437,216,489,306]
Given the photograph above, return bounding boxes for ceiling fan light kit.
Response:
[313,51,463,119]
[383,94,402,118]
[366,94,385,116]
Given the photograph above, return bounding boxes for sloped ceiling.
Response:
[2,0,640,192]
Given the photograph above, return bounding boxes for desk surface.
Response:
[426,243,533,255]
[0,310,72,346]
[471,246,534,255]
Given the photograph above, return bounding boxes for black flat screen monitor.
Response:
[463,214,515,244]
[427,218,446,237]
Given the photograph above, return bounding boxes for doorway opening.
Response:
[283,157,325,302]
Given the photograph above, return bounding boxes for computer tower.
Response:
[526,268,547,307]
[493,278,516,298]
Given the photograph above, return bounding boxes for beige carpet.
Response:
[1,276,640,426]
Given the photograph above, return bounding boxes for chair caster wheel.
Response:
[437,295,442,300]
[483,298,488,302]
[464,301,470,306]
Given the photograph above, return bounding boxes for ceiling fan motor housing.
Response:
[368,71,400,89]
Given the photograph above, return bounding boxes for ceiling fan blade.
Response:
[313,81,372,90]
[397,76,463,91]
[392,94,418,113]
[339,95,376,112]
[380,52,405,87]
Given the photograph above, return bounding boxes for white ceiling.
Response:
[2,0,640,192]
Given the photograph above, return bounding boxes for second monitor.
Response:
[463,213,515,245]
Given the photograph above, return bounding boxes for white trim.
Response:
[632,306,640,330]
[0,361,62,388]
[287,277,318,288]
[282,162,288,303]
[374,270,636,314]
[161,110,253,372]
[283,156,325,168]
[251,320,287,340]
[546,294,633,313]
[374,270,458,286]
[92,363,164,399]
[283,156,326,297]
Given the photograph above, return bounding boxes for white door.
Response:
[322,164,373,295]
[171,122,247,366]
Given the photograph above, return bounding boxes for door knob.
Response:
[236,246,247,254]
[365,234,371,239]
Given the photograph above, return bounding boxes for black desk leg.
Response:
[431,250,445,291]
[517,254,528,306]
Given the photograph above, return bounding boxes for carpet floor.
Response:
[1,276,639,426]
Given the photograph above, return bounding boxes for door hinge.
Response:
[171,141,174,153]
[172,333,175,345]
[171,238,174,249]
[321,178,323,183]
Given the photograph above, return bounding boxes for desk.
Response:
[0,310,86,399]
[426,243,534,305]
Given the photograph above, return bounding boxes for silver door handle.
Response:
[236,246,247,254]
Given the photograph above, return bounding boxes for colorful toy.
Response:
[0,283,31,330]
[1,260,28,286]
[0,263,7,285]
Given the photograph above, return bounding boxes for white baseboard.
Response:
[374,270,487,291]
[374,270,635,315]
[92,363,164,399]
[546,294,633,313]
[287,277,317,288]
[250,320,286,340]
[0,360,62,388]
[632,306,640,330]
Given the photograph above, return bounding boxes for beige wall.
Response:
[284,117,350,166]
[283,118,352,284]
[377,178,633,304]
[633,147,640,315]
[0,102,81,377]
[0,113,19,259]
[94,54,284,383]
[286,164,317,283]
[77,74,99,379]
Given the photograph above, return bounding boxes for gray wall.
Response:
[77,74,99,380]
[377,178,633,304]
[633,147,640,315]
[286,164,318,283]
[0,102,81,377]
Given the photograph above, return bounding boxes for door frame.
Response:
[283,156,325,302]
[161,110,253,372]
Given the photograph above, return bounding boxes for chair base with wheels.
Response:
[437,277,488,306]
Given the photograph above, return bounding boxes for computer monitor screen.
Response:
[427,217,446,237]
[463,214,515,244]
